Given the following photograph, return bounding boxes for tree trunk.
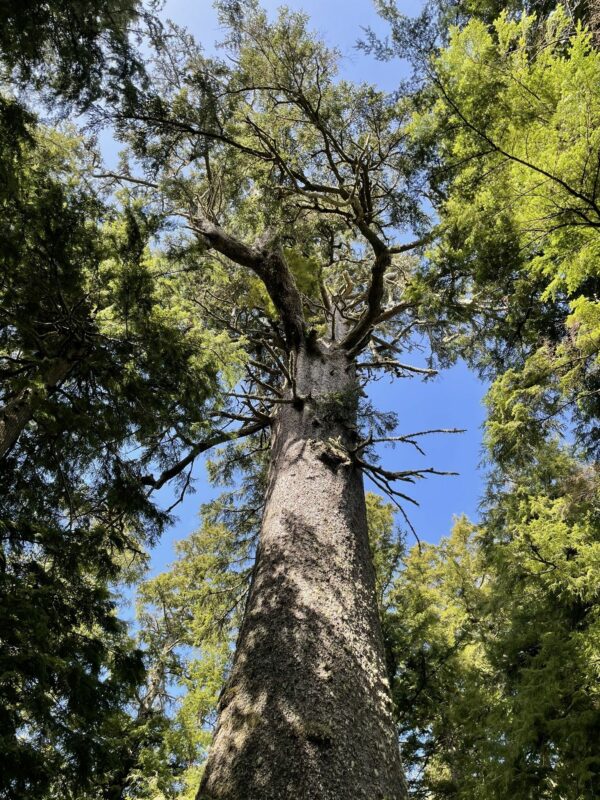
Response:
[198,339,406,800]
[0,356,74,461]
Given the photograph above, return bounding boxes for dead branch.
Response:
[140,420,267,489]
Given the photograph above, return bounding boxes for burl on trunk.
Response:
[199,340,406,800]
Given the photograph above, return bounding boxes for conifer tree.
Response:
[4,0,599,796]
[386,444,600,799]
[0,109,239,798]
[364,6,600,796]
[0,0,145,106]
[375,2,600,455]
[95,3,472,796]
[127,490,403,799]
[0,2,242,796]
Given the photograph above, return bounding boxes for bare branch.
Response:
[358,457,458,484]
[92,172,159,189]
[357,359,438,376]
[353,428,465,456]
[340,234,431,354]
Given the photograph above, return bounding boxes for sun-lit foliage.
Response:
[2,0,600,796]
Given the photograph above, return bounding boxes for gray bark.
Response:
[198,339,406,800]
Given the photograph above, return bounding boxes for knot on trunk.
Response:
[312,437,353,470]
[292,719,334,748]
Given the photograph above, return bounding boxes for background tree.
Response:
[363,5,600,796]
[0,0,147,107]
[386,443,600,799]
[373,2,600,455]
[0,110,242,798]
[424,8,600,455]
[0,7,248,794]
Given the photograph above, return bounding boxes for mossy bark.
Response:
[198,340,406,800]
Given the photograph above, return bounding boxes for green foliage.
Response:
[365,11,600,795]
[0,0,144,106]
[411,8,600,456]
[0,107,242,797]
[386,447,600,799]
[385,517,490,798]
[366,492,404,609]
[2,0,598,796]
[0,519,145,800]
[427,0,571,29]
[373,0,592,61]
[130,517,256,797]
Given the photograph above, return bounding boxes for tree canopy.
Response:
[389,447,600,798]
[0,0,145,106]
[1,0,599,797]
[419,8,600,459]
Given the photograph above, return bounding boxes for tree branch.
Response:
[140,420,267,490]
[432,72,600,219]
[190,214,305,349]
[357,359,438,376]
[340,235,429,354]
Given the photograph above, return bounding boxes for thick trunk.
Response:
[0,357,74,461]
[199,341,406,800]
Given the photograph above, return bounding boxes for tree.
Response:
[356,4,600,796]
[374,3,600,457]
[123,489,403,799]
[386,516,491,799]
[0,4,245,796]
[0,0,145,107]
[425,8,600,452]
[370,0,596,56]
[0,107,243,798]
[7,0,598,795]
[385,443,600,799]
[90,3,475,796]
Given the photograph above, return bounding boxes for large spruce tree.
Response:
[92,3,474,796]
[3,0,599,797]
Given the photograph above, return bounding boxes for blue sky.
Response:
[135,0,489,581]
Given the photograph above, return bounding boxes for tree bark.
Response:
[198,339,406,800]
[0,356,74,462]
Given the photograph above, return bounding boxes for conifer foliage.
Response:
[1,0,599,797]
